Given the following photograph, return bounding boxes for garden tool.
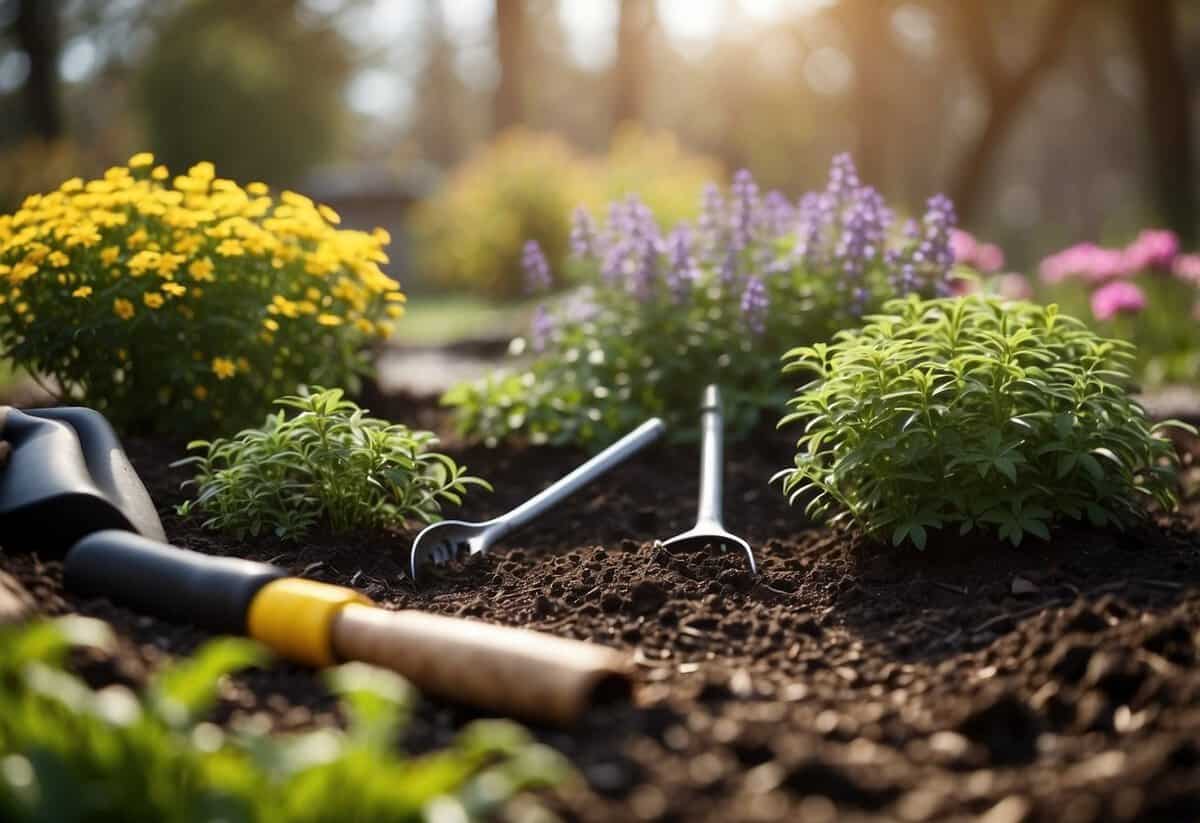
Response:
[0,406,631,725]
[660,385,757,574]
[409,417,667,581]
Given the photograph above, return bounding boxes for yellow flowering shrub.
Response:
[412,126,721,299]
[0,154,404,435]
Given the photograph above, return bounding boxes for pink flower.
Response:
[1091,280,1146,321]
[994,273,1033,301]
[950,229,977,263]
[950,229,1005,273]
[1173,253,1200,284]
[1039,242,1131,284]
[974,242,1005,274]
[1122,228,1178,272]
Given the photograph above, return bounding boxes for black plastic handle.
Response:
[64,530,286,634]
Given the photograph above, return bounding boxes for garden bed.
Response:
[3,392,1200,822]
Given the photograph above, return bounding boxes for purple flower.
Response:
[827,153,860,201]
[762,191,794,238]
[730,169,760,252]
[740,275,769,334]
[697,182,725,264]
[570,207,598,259]
[1091,280,1146,321]
[522,240,552,293]
[530,303,555,351]
[1173,253,1200,284]
[666,225,699,302]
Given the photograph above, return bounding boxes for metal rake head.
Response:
[408,520,491,581]
[660,526,757,575]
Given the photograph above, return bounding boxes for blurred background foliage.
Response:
[1,0,1199,322]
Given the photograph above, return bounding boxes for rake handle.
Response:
[331,604,630,725]
[494,417,666,538]
[696,385,725,526]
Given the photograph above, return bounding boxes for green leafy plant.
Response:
[775,295,1191,548]
[0,617,567,822]
[177,387,489,539]
[446,155,964,447]
[0,154,404,436]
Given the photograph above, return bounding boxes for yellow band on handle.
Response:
[246,578,371,667]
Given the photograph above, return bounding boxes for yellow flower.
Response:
[318,204,341,225]
[246,182,269,196]
[189,161,216,182]
[47,251,70,268]
[193,385,208,400]
[127,229,148,248]
[143,292,164,309]
[188,257,215,281]
[113,298,135,319]
[386,305,404,318]
[262,318,279,332]
[151,165,168,181]
[100,246,120,265]
[216,239,244,257]
[211,357,237,380]
[385,291,407,302]
[162,282,187,297]
[129,152,155,168]
[72,286,93,298]
[317,313,342,326]
[14,301,28,315]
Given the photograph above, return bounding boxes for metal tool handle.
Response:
[696,385,724,526]
[493,417,666,537]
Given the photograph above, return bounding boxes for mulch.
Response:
[2,392,1199,822]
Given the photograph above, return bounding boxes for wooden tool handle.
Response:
[331,604,631,726]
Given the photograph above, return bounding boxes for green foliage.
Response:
[775,296,1191,548]
[0,618,567,822]
[137,0,351,184]
[177,387,489,539]
[412,126,719,299]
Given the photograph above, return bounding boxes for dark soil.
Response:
[3,393,1200,822]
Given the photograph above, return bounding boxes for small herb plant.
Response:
[0,153,405,435]
[775,296,1190,549]
[177,387,489,540]
[446,154,968,447]
[0,617,566,822]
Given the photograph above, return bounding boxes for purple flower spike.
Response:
[730,169,760,252]
[570,207,598,259]
[522,240,552,293]
[741,275,769,334]
[666,225,700,302]
[530,303,555,351]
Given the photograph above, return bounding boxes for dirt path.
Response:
[2,398,1199,822]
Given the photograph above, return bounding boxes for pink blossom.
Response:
[974,242,1005,274]
[1122,228,1179,272]
[994,273,1033,301]
[950,229,1006,273]
[1091,280,1146,321]
[1039,242,1131,284]
[946,276,978,296]
[1173,253,1200,284]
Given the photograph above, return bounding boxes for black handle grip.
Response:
[64,530,286,634]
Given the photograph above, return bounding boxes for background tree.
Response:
[1128,0,1197,245]
[612,0,654,133]
[493,0,526,133]
[13,0,62,140]
[136,0,352,185]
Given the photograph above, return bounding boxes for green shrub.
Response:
[0,617,567,822]
[411,126,720,299]
[0,154,405,436]
[446,155,961,447]
[177,387,489,540]
[775,296,1190,548]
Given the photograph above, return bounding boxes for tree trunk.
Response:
[1128,0,1196,245]
[493,0,525,134]
[840,0,891,188]
[14,0,63,140]
[948,0,1083,224]
[613,0,653,133]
